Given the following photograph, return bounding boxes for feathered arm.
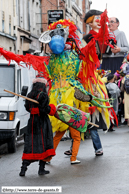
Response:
[78,9,116,88]
[0,47,51,80]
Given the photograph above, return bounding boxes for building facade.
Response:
[0,0,91,56]
[41,0,65,32]
[16,0,42,54]
[0,0,42,55]
[41,0,91,41]
[0,0,16,53]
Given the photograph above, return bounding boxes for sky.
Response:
[90,0,129,43]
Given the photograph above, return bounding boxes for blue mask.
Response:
[49,35,65,54]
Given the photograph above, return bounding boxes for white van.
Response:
[0,59,37,153]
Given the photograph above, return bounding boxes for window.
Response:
[68,0,70,8]
[17,69,21,94]
[9,15,11,35]
[0,66,15,97]
[9,24,11,35]
[2,11,5,32]
[2,20,4,32]
[9,15,11,23]
[2,11,5,20]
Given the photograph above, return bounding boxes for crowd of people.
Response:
[101,15,129,129]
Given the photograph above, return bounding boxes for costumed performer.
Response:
[0,19,113,164]
[80,9,118,154]
[38,18,113,162]
[64,10,107,156]
[19,77,56,176]
[41,20,92,164]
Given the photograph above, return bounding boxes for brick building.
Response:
[41,0,91,40]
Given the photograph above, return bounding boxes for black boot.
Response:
[19,160,30,176]
[38,161,50,175]
[19,166,27,176]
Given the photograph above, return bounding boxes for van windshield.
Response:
[0,65,15,97]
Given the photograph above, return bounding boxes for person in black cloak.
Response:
[19,77,56,176]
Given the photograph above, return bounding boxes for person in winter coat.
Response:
[19,78,56,176]
[121,65,129,126]
[106,74,120,131]
[116,70,125,124]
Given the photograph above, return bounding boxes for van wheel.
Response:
[7,132,17,153]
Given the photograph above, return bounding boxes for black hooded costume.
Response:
[22,82,56,161]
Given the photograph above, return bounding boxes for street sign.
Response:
[48,10,64,25]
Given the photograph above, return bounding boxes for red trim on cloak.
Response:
[41,128,45,152]
[31,107,40,115]
[32,115,34,153]
[22,149,56,160]
[49,104,56,116]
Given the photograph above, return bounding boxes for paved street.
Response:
[0,125,129,194]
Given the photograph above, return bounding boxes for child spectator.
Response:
[106,74,120,131]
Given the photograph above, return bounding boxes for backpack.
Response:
[124,76,129,94]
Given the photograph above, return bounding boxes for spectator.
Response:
[106,74,120,131]
[114,71,120,84]
[102,17,129,73]
[121,65,129,126]
[115,70,125,124]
